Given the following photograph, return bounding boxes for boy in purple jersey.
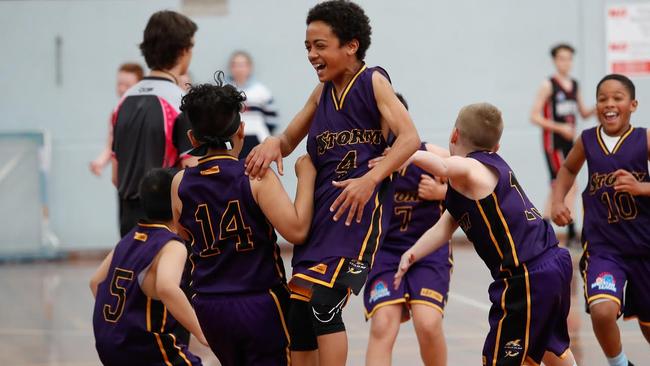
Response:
[530,44,595,246]
[170,73,316,366]
[364,94,452,366]
[552,74,649,366]
[91,169,206,366]
[393,103,577,366]
[244,2,420,364]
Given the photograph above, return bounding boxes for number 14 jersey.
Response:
[177,155,286,296]
[581,126,650,257]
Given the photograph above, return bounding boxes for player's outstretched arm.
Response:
[551,137,586,226]
[245,84,323,179]
[530,80,574,141]
[90,249,114,298]
[330,72,420,225]
[251,154,316,244]
[394,211,458,289]
[170,171,189,241]
[155,241,208,346]
[577,89,596,119]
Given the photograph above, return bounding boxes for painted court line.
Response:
[448,291,491,312]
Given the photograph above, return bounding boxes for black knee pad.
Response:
[309,285,349,336]
[288,298,318,351]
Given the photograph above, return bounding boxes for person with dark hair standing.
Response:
[245,1,420,365]
[228,50,278,159]
[552,74,648,366]
[90,168,206,366]
[89,62,144,176]
[112,10,197,237]
[171,73,316,366]
[531,43,595,246]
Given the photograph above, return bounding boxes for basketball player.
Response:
[552,74,649,366]
[245,2,420,364]
[112,10,197,236]
[530,43,594,246]
[170,74,317,366]
[89,62,144,177]
[91,168,205,366]
[364,94,452,366]
[394,103,577,366]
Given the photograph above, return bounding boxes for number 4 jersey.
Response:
[177,155,287,295]
[581,126,650,257]
[92,223,201,366]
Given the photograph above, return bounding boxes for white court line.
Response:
[0,149,25,184]
[448,291,491,312]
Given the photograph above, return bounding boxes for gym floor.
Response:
[1,242,648,365]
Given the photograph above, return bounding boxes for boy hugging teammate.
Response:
[553,74,650,366]
[396,103,578,366]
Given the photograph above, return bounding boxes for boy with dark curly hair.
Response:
[245,1,420,364]
[170,72,317,366]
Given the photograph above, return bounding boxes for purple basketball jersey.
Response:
[581,126,650,256]
[378,143,449,262]
[445,151,558,278]
[177,155,286,295]
[294,65,393,268]
[93,224,201,366]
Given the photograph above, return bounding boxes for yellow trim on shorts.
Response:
[408,299,444,315]
[364,298,407,319]
[290,293,311,302]
[492,277,509,366]
[523,264,532,366]
[292,258,346,288]
[587,294,621,307]
[358,192,381,261]
[154,333,173,366]
[269,289,291,366]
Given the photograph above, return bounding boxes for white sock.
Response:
[607,351,628,366]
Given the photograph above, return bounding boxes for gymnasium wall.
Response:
[0,0,647,249]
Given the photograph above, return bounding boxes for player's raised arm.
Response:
[251,154,316,244]
[245,83,323,179]
[330,72,420,225]
[551,137,586,226]
[89,249,114,298]
[394,211,458,289]
[154,240,208,346]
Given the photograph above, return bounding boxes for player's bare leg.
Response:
[639,322,650,344]
[292,350,319,366]
[411,304,446,366]
[365,304,401,366]
[539,349,577,366]
[590,300,622,357]
[317,332,347,366]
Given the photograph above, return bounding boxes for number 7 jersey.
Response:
[177,155,287,295]
[581,126,650,257]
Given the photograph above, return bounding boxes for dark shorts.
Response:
[543,134,573,181]
[580,250,650,324]
[482,247,572,365]
[118,198,144,237]
[291,256,370,295]
[363,258,452,320]
[96,334,202,366]
[192,286,290,366]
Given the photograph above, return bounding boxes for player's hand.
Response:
[394,250,415,290]
[367,147,390,169]
[551,201,572,226]
[556,124,575,141]
[89,159,104,176]
[331,175,376,226]
[295,154,316,179]
[245,136,284,180]
[614,169,644,195]
[418,174,443,200]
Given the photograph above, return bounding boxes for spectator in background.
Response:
[112,10,197,237]
[228,50,278,158]
[89,63,144,176]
